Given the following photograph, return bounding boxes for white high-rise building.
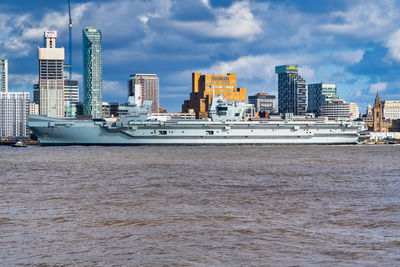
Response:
[0,59,8,92]
[38,30,65,118]
[0,92,29,138]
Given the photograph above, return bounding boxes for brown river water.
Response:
[0,145,400,266]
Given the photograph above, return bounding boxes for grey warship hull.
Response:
[29,115,363,145]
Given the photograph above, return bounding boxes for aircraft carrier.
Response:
[28,96,365,145]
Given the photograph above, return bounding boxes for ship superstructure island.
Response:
[28,95,364,145]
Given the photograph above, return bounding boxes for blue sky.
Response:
[1,0,400,112]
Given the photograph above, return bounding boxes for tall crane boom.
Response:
[68,0,73,117]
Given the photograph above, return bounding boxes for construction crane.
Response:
[67,0,73,117]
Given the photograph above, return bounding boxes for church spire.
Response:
[375,90,380,103]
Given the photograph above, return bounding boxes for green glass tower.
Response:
[83,27,102,119]
[308,83,339,116]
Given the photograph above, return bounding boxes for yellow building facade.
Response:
[182,72,247,119]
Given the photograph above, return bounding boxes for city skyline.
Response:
[1,0,400,112]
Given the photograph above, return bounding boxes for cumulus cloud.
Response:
[171,1,263,41]
[200,0,210,8]
[8,74,37,86]
[369,82,387,94]
[198,53,318,81]
[332,50,364,65]
[385,29,400,62]
[319,1,398,40]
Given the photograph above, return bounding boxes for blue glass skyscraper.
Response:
[83,27,102,119]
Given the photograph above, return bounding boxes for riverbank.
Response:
[0,140,39,146]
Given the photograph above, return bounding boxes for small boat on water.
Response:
[12,141,26,147]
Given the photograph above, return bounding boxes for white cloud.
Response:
[200,0,210,8]
[332,50,364,65]
[385,29,400,62]
[198,53,318,81]
[369,82,387,94]
[172,1,263,41]
[319,1,398,40]
[8,73,37,86]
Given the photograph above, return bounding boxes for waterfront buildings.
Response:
[83,27,102,119]
[63,80,79,118]
[248,93,276,114]
[382,100,400,120]
[33,84,39,104]
[102,102,119,118]
[320,99,359,120]
[0,92,29,138]
[349,102,359,120]
[128,74,159,113]
[29,103,39,115]
[308,83,339,115]
[275,65,307,115]
[373,91,383,131]
[64,102,83,118]
[64,79,79,104]
[0,59,8,92]
[182,72,246,119]
[38,31,65,118]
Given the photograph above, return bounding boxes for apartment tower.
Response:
[0,59,8,92]
[0,92,29,138]
[275,65,307,115]
[83,27,102,119]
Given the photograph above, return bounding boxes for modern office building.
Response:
[0,92,29,138]
[275,65,307,115]
[38,30,65,118]
[320,99,359,120]
[182,72,247,119]
[248,93,276,113]
[83,27,102,119]
[308,83,339,116]
[382,100,400,120]
[128,74,159,113]
[0,59,8,92]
